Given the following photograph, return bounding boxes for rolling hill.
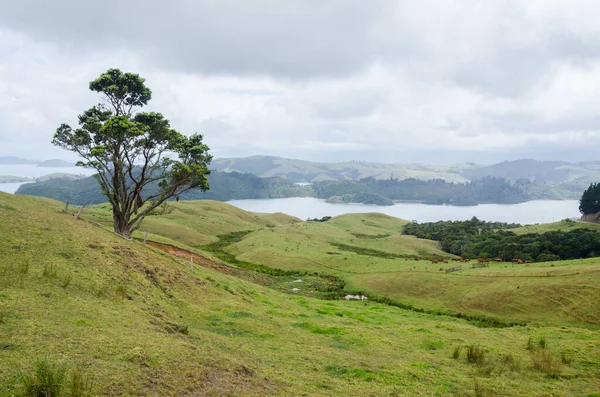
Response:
[212,156,600,188]
[212,155,477,183]
[2,193,600,395]
[74,199,600,328]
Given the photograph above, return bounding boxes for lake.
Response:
[226,197,581,225]
[0,164,95,194]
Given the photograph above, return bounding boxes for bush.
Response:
[536,253,560,262]
[18,357,67,397]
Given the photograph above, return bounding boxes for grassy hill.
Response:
[75,200,600,328]
[3,194,600,395]
[513,219,600,235]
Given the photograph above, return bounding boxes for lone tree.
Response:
[580,182,600,215]
[53,69,212,238]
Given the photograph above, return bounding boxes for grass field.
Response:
[4,195,599,395]
[70,200,600,328]
[513,219,600,235]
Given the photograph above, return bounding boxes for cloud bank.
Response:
[1,0,599,164]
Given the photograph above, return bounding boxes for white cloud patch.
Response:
[1,1,600,163]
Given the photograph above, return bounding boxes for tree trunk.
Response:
[113,208,132,239]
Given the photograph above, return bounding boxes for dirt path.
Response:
[144,240,250,278]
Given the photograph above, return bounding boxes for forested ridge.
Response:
[16,171,311,206]
[16,172,577,206]
[313,176,575,206]
[403,218,600,261]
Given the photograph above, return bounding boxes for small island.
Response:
[0,175,33,183]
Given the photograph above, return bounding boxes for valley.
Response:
[3,187,600,396]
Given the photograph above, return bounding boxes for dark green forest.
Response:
[580,182,600,215]
[16,171,578,207]
[403,219,600,261]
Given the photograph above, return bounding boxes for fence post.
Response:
[190,256,193,273]
[143,229,149,244]
[74,201,88,220]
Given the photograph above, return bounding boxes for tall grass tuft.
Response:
[466,345,486,365]
[61,273,73,289]
[526,337,535,351]
[43,263,57,278]
[18,356,67,397]
[69,365,94,397]
[531,349,561,378]
[452,346,461,360]
[115,284,128,300]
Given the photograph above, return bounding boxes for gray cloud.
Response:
[1,1,600,164]
[0,0,396,79]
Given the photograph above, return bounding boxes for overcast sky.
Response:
[1,0,599,164]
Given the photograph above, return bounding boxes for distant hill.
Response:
[35,172,87,182]
[0,156,37,165]
[36,159,75,167]
[212,155,477,183]
[0,175,33,183]
[212,156,600,190]
[15,170,311,206]
[464,159,600,183]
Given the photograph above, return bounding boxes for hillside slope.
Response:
[212,156,600,187]
[2,194,600,396]
[212,155,475,183]
[76,200,600,327]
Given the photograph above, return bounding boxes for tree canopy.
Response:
[579,182,600,215]
[52,68,212,238]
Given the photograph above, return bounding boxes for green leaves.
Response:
[51,68,212,238]
[579,182,600,215]
[89,68,152,115]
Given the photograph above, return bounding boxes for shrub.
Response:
[466,345,486,365]
[536,253,560,262]
[538,336,547,349]
[18,357,67,397]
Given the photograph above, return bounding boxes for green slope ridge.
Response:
[79,200,600,328]
[2,193,600,396]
